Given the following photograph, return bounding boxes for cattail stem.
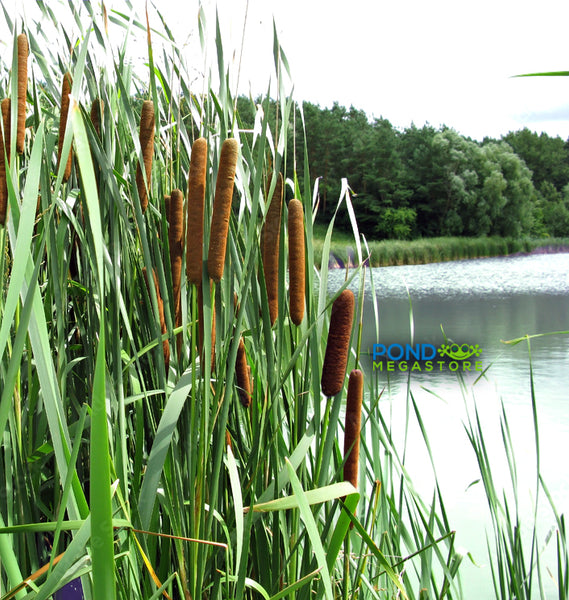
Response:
[262,172,283,325]
[207,138,238,282]
[186,137,207,285]
[235,337,252,408]
[287,198,305,326]
[343,369,363,489]
[16,33,28,154]
[57,72,73,182]
[168,189,184,352]
[321,289,355,397]
[197,281,216,371]
[143,267,170,372]
[136,100,155,212]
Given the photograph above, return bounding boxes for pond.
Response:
[328,252,569,598]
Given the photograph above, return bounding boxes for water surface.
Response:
[328,252,569,598]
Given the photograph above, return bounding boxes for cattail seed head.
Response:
[288,198,305,326]
[136,100,155,212]
[57,72,73,182]
[343,369,363,489]
[207,138,238,282]
[235,337,251,408]
[168,189,184,341]
[16,33,28,154]
[90,98,103,138]
[186,137,207,285]
[321,289,355,397]
[262,172,283,325]
[2,98,11,158]
[0,99,10,226]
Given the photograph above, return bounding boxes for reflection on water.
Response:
[328,252,569,599]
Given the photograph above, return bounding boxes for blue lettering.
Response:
[372,344,386,361]
[406,344,420,360]
[388,344,404,360]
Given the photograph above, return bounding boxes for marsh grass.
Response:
[0,2,565,599]
[312,225,569,268]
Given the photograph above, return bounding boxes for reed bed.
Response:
[314,228,569,268]
[0,2,564,600]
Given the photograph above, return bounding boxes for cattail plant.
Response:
[135,100,155,212]
[235,337,251,408]
[168,188,184,350]
[0,99,9,226]
[186,137,207,285]
[16,32,27,154]
[262,172,283,325]
[321,289,355,397]
[207,137,238,282]
[57,72,73,182]
[343,369,363,490]
[287,198,305,326]
[143,267,170,372]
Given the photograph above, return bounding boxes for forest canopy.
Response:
[237,97,569,240]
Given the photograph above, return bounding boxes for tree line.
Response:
[237,97,569,240]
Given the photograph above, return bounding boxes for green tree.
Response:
[503,128,569,192]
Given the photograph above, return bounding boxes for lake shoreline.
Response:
[322,238,569,269]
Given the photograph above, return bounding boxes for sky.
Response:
[4,0,569,141]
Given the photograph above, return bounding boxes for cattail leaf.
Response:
[226,445,244,581]
[0,122,44,364]
[30,516,92,600]
[138,371,193,530]
[249,481,356,513]
[285,459,334,600]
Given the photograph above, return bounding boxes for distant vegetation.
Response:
[237,98,569,240]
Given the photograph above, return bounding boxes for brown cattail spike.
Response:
[143,267,170,372]
[57,72,73,182]
[343,369,363,489]
[16,33,28,154]
[169,189,184,349]
[2,99,11,159]
[321,289,355,397]
[288,198,305,326]
[186,137,207,285]
[207,138,238,282]
[90,98,103,138]
[262,172,283,326]
[0,99,10,226]
[235,337,251,408]
[136,100,155,212]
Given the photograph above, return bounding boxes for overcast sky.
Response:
[176,0,569,141]
[5,0,569,141]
